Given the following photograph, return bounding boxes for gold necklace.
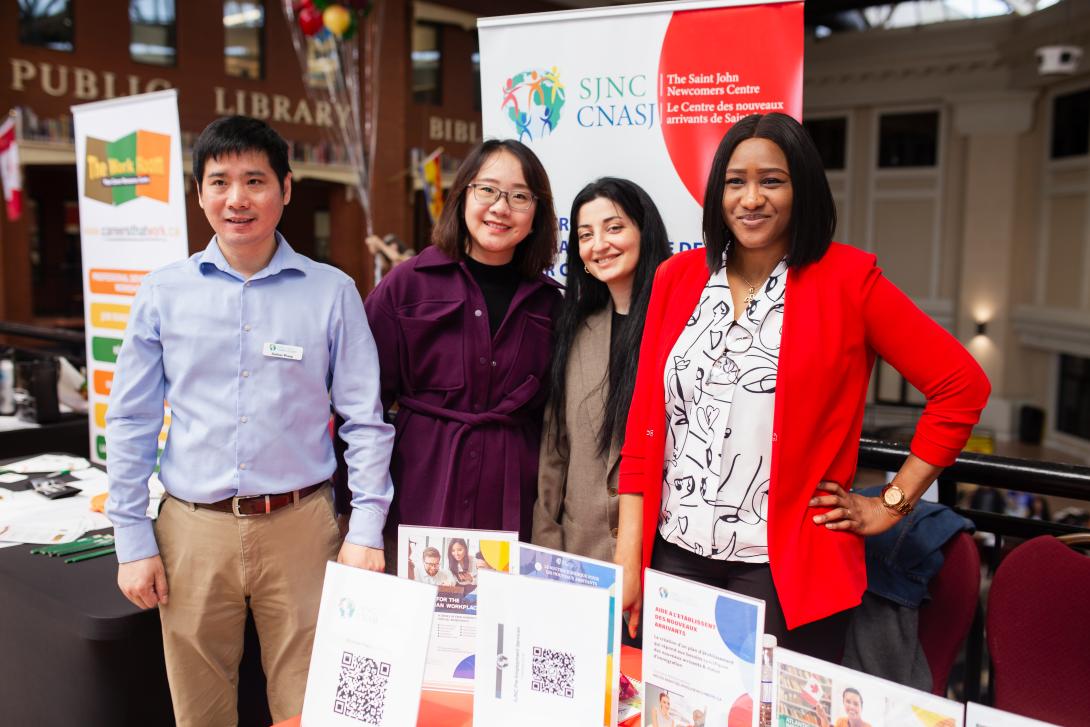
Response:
[733,268,764,306]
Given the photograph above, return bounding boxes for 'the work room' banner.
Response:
[478,0,803,279]
[72,90,188,464]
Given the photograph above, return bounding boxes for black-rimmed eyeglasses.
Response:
[467,183,536,211]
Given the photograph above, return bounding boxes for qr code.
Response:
[530,646,575,699]
[333,651,391,724]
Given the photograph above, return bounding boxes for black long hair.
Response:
[549,177,671,455]
[702,113,836,272]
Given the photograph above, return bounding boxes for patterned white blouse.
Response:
[657,257,788,562]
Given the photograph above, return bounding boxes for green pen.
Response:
[65,547,116,564]
[32,534,112,556]
[45,536,115,557]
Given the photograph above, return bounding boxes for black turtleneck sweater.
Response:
[464,255,521,335]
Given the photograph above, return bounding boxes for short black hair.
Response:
[192,115,292,190]
[843,687,863,705]
[702,113,835,272]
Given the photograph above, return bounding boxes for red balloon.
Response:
[298,5,323,35]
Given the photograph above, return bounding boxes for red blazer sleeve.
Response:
[618,260,673,497]
[861,265,991,467]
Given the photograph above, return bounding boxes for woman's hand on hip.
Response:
[808,481,902,537]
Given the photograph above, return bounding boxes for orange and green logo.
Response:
[84,130,171,205]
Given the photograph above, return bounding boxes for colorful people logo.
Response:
[500,67,566,143]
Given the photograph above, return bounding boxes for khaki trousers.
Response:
[155,486,342,727]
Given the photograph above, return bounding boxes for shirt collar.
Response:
[198,232,307,280]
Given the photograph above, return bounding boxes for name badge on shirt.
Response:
[262,342,303,361]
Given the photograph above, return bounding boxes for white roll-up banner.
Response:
[479,0,804,280]
[72,90,189,464]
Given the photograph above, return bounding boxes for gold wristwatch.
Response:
[881,483,914,516]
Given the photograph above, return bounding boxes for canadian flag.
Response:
[0,115,23,221]
[799,677,823,707]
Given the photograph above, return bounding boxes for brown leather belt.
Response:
[194,482,326,517]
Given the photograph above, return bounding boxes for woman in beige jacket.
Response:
[532,178,671,563]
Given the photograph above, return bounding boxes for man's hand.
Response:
[337,541,385,572]
[118,555,169,609]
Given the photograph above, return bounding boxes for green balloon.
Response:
[341,12,358,40]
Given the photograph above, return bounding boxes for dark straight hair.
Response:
[702,112,836,273]
[192,115,292,190]
[431,139,558,278]
[549,177,671,455]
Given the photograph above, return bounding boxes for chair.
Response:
[986,535,1090,725]
[918,531,981,695]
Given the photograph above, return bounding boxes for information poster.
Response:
[474,569,613,726]
[642,569,764,727]
[774,648,964,727]
[302,562,435,727]
[72,90,188,464]
[479,0,803,280]
[397,525,518,692]
[519,542,624,726]
[964,703,1057,727]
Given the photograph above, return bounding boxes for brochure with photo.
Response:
[518,542,624,726]
[473,569,613,726]
[397,525,519,692]
[964,703,1058,727]
[301,562,436,727]
[642,569,765,727]
[773,648,964,727]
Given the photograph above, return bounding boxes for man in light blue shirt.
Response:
[105,116,393,725]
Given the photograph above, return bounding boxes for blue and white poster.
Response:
[642,569,765,727]
[519,542,623,726]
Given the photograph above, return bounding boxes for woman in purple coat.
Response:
[365,139,561,541]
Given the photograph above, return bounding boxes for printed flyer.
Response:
[473,569,613,726]
[518,542,624,726]
[479,0,803,282]
[773,648,964,727]
[642,569,765,727]
[301,562,435,727]
[396,525,518,692]
[964,703,1057,727]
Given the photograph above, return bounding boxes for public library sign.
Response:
[8,58,349,130]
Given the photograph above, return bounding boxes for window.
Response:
[1050,89,1090,159]
[878,111,938,168]
[1057,354,1090,441]
[224,0,264,79]
[471,31,481,112]
[130,0,176,67]
[18,0,74,52]
[472,49,481,112]
[803,117,847,171]
[412,23,442,105]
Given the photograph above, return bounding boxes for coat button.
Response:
[608,487,618,497]
[610,528,618,538]
[474,309,483,317]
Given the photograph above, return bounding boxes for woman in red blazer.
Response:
[615,113,989,660]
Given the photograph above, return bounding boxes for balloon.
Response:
[340,12,358,40]
[322,4,353,38]
[298,5,324,36]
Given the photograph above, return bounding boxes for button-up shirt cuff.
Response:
[114,520,160,563]
[346,507,387,549]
